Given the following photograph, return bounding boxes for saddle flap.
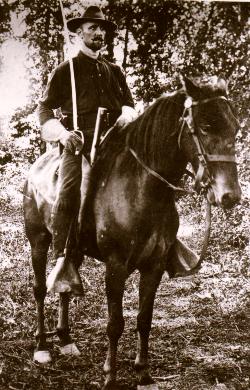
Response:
[29,147,60,205]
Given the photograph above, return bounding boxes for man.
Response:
[37,6,137,294]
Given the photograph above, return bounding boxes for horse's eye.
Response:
[200,124,210,135]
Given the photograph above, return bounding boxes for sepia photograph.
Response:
[0,0,249,389]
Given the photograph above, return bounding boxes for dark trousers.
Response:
[52,130,93,258]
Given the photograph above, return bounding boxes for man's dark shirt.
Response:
[38,50,134,129]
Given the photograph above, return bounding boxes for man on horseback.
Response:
[37,6,137,295]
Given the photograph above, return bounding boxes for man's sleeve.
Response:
[37,68,63,126]
[117,66,134,108]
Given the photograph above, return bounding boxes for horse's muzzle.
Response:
[207,186,241,209]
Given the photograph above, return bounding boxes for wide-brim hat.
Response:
[67,6,117,33]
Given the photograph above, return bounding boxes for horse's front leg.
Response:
[135,263,164,389]
[56,292,81,356]
[103,259,127,390]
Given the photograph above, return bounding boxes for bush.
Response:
[0,149,12,166]
[9,104,45,162]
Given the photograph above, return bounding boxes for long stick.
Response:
[90,107,107,165]
[59,0,78,132]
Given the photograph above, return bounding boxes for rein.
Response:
[128,147,193,194]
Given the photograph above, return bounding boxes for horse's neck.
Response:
[127,95,187,181]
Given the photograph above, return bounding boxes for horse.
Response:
[23,76,241,389]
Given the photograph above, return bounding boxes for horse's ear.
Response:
[217,77,228,95]
[180,75,201,100]
[210,75,228,95]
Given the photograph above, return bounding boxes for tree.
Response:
[104,0,249,120]
[0,0,11,72]
[0,0,11,44]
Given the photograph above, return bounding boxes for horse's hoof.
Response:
[137,384,159,390]
[59,342,80,356]
[33,350,52,364]
[102,378,117,390]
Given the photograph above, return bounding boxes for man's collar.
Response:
[78,50,103,63]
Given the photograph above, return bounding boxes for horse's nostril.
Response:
[221,192,239,208]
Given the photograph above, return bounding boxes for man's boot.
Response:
[46,207,84,295]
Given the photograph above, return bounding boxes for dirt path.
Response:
[0,142,249,390]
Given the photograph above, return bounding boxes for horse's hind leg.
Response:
[103,258,127,390]
[30,229,52,363]
[135,264,164,389]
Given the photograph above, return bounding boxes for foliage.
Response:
[0,148,12,166]
[0,0,11,43]
[9,103,44,162]
[105,0,249,117]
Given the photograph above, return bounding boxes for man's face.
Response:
[78,22,106,51]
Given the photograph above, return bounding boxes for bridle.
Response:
[178,94,237,191]
[128,94,237,194]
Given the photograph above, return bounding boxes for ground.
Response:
[0,138,249,390]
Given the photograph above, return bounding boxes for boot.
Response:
[47,207,83,295]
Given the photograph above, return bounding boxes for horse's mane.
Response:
[94,90,186,176]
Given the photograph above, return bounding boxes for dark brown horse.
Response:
[23,77,241,389]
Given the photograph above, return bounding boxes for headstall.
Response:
[179,95,237,191]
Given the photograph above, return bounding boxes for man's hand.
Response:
[65,131,84,155]
[41,118,70,146]
[115,106,137,129]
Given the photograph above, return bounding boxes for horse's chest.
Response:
[96,176,146,228]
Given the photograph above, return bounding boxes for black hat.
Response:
[67,6,117,33]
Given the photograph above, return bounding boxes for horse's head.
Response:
[180,76,241,209]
